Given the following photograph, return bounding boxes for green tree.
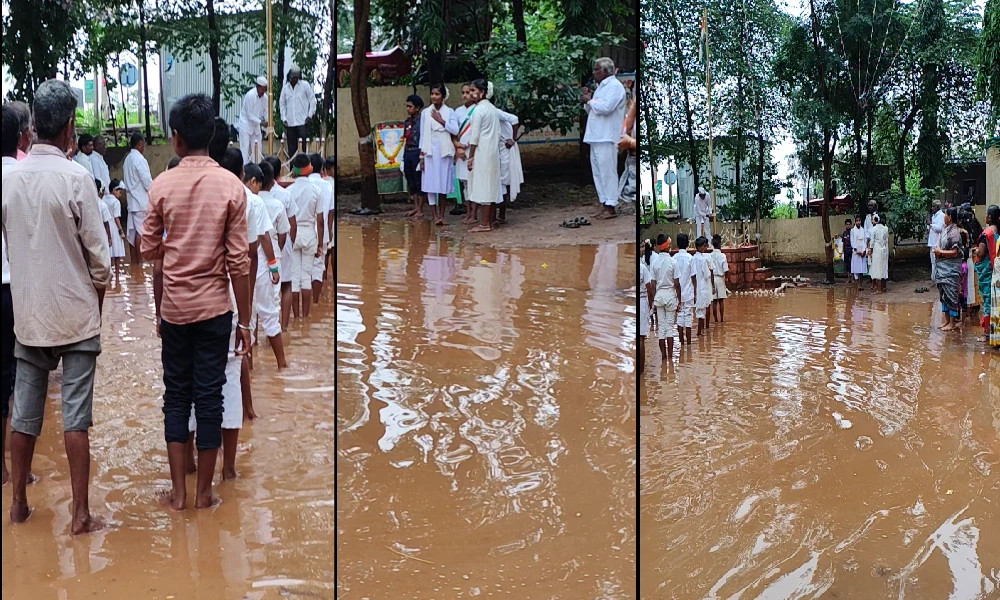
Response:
[977,0,999,133]
[2,0,88,102]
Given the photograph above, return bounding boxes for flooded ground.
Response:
[1,268,335,599]
[641,288,999,599]
[336,222,636,598]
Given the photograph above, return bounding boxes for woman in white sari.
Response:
[467,79,501,233]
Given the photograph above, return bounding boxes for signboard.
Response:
[655,181,662,197]
[120,63,138,87]
[85,79,95,103]
[664,170,676,185]
[374,121,406,195]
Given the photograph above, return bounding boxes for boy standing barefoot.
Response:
[141,94,252,511]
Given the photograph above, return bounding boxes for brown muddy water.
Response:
[1,268,335,599]
[641,287,999,599]
[336,222,636,599]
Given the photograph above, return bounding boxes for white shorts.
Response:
[677,301,694,328]
[189,349,243,432]
[655,302,677,340]
[280,239,294,283]
[292,246,316,293]
[254,275,281,338]
[127,210,146,246]
[312,252,326,282]
[695,306,707,320]
[713,275,728,300]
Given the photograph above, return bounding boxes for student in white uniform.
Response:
[693,237,714,336]
[420,83,456,227]
[582,57,626,221]
[287,153,322,318]
[93,179,115,258]
[497,109,521,225]
[307,153,333,301]
[262,155,298,329]
[709,234,729,323]
[650,235,681,362]
[850,215,868,291]
[322,158,336,281]
[248,162,289,369]
[103,179,128,283]
[467,79,502,233]
[238,76,269,164]
[446,83,476,223]
[928,201,944,281]
[639,250,652,374]
[122,133,152,264]
[673,233,696,345]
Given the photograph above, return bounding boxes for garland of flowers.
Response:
[376,124,405,164]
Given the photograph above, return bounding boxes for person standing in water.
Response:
[255,160,291,369]
[467,79,502,233]
[123,133,153,265]
[3,80,111,533]
[709,235,729,323]
[693,237,713,336]
[141,93,252,511]
[673,233,696,345]
[263,155,299,330]
[287,153,322,318]
[650,235,681,362]
[307,153,333,302]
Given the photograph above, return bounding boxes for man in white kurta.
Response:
[91,136,111,192]
[122,134,152,263]
[498,110,523,203]
[694,187,712,237]
[239,76,269,164]
[582,57,626,219]
[928,201,944,280]
[73,134,95,178]
[468,89,501,232]
[279,66,317,157]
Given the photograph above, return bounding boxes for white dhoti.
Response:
[239,128,263,164]
[590,142,619,207]
[695,215,712,238]
[507,143,523,202]
[930,248,937,281]
[127,210,146,247]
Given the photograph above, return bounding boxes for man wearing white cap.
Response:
[238,76,270,165]
[694,186,713,238]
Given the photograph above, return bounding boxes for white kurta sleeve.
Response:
[587,82,625,116]
[279,85,289,123]
[243,93,262,128]
[445,110,461,137]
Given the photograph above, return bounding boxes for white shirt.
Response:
[123,148,153,212]
[244,186,273,245]
[1,156,12,284]
[850,226,867,255]
[693,252,713,308]
[928,210,944,248]
[270,183,298,228]
[694,192,712,218]
[673,250,695,303]
[709,249,729,277]
[91,152,111,191]
[74,151,95,178]
[288,177,320,239]
[583,76,627,144]
[649,252,676,296]
[279,81,317,128]
[257,190,290,273]
[238,88,269,134]
[308,173,333,245]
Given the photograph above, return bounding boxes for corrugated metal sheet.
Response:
[159,13,314,133]
[675,152,750,219]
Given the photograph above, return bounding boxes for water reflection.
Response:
[641,287,999,599]
[337,221,636,599]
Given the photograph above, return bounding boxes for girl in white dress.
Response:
[419,83,456,227]
[850,215,867,290]
[104,179,127,280]
[868,214,889,292]
[467,79,502,233]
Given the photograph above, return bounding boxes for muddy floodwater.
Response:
[641,288,999,599]
[336,222,636,598]
[2,270,335,599]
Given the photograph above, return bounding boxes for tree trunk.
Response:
[897,103,918,198]
[352,0,379,210]
[665,0,699,198]
[206,0,222,115]
[277,0,291,86]
[822,131,836,283]
[322,0,336,155]
[755,115,765,233]
[138,0,152,140]
[512,0,527,46]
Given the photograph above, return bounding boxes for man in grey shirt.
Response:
[1,79,110,535]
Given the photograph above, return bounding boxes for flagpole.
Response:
[704,8,716,233]
[266,0,274,157]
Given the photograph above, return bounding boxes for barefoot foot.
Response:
[10,501,32,524]
[222,467,239,481]
[194,494,222,510]
[157,489,187,512]
[71,514,106,536]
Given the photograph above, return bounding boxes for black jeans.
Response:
[160,312,232,450]
[286,125,309,157]
[2,284,14,419]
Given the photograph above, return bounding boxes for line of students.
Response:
[639,233,730,369]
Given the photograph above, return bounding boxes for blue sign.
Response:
[120,63,138,87]
[663,170,677,185]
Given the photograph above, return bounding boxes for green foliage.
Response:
[476,31,621,136]
[979,0,1000,132]
[770,203,797,219]
[2,0,89,102]
[880,188,940,240]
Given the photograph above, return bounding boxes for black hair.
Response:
[169,94,216,151]
[429,83,447,101]
[944,206,959,224]
[220,147,244,178]
[167,156,181,170]
[845,218,853,226]
[209,117,231,163]
[243,162,264,185]
[129,132,144,149]
[676,233,689,250]
[471,79,489,94]
[323,157,336,173]
[655,233,668,247]
[1,104,19,156]
[643,239,653,266]
[109,178,121,190]
[695,236,709,249]
[78,133,94,148]
[291,153,311,173]
[406,94,424,109]
[986,205,1000,228]
[263,155,282,179]
[94,178,103,194]
[712,234,722,249]
[959,208,982,242]
[309,152,323,174]
[259,161,275,189]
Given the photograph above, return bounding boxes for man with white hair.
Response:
[694,187,712,237]
[239,76,270,164]
[581,57,626,220]
[279,66,316,157]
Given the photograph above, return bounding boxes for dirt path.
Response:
[337,174,635,248]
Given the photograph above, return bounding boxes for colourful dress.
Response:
[991,233,1000,347]
[976,227,997,335]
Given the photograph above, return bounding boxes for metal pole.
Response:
[266,0,274,157]
[705,8,716,229]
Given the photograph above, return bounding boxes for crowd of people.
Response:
[637,233,730,372]
[1,74,334,533]
[398,58,637,232]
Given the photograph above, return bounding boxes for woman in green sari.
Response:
[974,206,998,342]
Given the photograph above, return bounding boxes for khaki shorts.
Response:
[12,336,101,437]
